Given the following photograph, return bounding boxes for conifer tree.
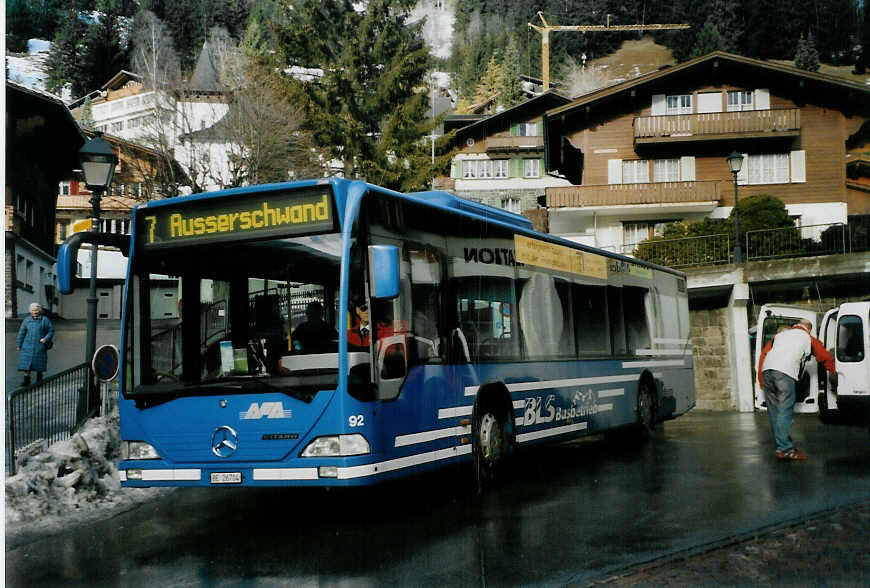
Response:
[472,55,503,111]
[44,7,88,97]
[498,34,524,109]
[272,0,449,191]
[689,16,728,59]
[795,32,821,72]
[80,96,95,129]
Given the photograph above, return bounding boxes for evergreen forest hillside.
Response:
[6,1,869,104]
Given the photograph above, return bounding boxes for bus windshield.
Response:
[126,233,343,403]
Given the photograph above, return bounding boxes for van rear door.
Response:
[833,302,870,425]
[753,304,820,413]
[817,308,839,421]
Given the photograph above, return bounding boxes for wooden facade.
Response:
[544,52,870,219]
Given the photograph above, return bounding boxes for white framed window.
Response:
[666,94,692,114]
[727,90,753,111]
[518,123,538,136]
[623,220,673,247]
[653,159,680,182]
[59,181,71,195]
[501,197,522,213]
[478,159,493,178]
[523,158,541,178]
[622,160,650,184]
[494,159,508,178]
[746,153,789,184]
[462,160,476,178]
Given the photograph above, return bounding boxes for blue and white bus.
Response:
[58,178,695,488]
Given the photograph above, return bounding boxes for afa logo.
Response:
[240,402,292,420]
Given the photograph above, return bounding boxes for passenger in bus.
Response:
[291,301,337,352]
[347,299,371,348]
[757,318,836,461]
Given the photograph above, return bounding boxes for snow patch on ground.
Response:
[6,38,72,102]
[5,415,171,546]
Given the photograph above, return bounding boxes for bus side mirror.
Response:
[368,245,400,299]
[57,232,130,294]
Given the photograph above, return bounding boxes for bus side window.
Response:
[409,247,443,363]
[573,284,610,357]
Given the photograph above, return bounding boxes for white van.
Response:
[817,301,870,427]
[752,304,821,413]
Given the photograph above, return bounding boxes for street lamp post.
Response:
[727,151,744,264]
[78,132,117,387]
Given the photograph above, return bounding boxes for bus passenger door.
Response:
[374,244,455,456]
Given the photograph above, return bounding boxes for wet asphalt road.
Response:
[6,411,870,587]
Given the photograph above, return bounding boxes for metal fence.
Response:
[6,364,111,475]
[746,221,870,261]
[622,233,731,268]
[626,218,870,268]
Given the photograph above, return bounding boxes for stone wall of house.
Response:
[690,307,735,411]
[453,188,542,212]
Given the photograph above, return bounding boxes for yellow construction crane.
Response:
[528,12,690,90]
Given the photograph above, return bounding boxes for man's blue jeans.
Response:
[762,369,797,452]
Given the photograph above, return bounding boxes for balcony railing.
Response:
[624,219,870,269]
[546,180,722,208]
[745,222,870,261]
[486,136,544,152]
[634,109,801,144]
[622,234,731,268]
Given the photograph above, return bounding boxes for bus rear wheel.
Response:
[473,409,504,492]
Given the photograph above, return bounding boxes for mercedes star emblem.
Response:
[211,425,239,458]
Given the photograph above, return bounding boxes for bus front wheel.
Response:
[637,381,656,438]
[473,409,504,492]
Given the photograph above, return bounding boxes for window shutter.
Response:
[451,159,461,179]
[509,158,522,177]
[680,156,696,181]
[607,159,623,184]
[696,92,722,113]
[651,94,666,116]
[510,123,519,137]
[754,88,770,110]
[536,122,543,136]
[790,150,806,183]
[737,153,749,185]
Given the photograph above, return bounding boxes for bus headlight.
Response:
[122,441,160,460]
[301,434,370,457]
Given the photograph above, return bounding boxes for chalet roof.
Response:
[546,51,870,121]
[57,195,140,211]
[6,81,86,178]
[101,70,142,92]
[188,41,222,93]
[452,90,571,143]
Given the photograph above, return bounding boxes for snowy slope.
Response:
[6,39,72,102]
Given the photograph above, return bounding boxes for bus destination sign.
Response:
[137,188,336,248]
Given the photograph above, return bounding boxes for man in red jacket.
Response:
[757,318,836,460]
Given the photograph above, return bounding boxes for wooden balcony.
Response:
[486,135,544,152]
[546,180,723,208]
[634,109,801,144]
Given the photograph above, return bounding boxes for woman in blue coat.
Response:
[16,302,54,386]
